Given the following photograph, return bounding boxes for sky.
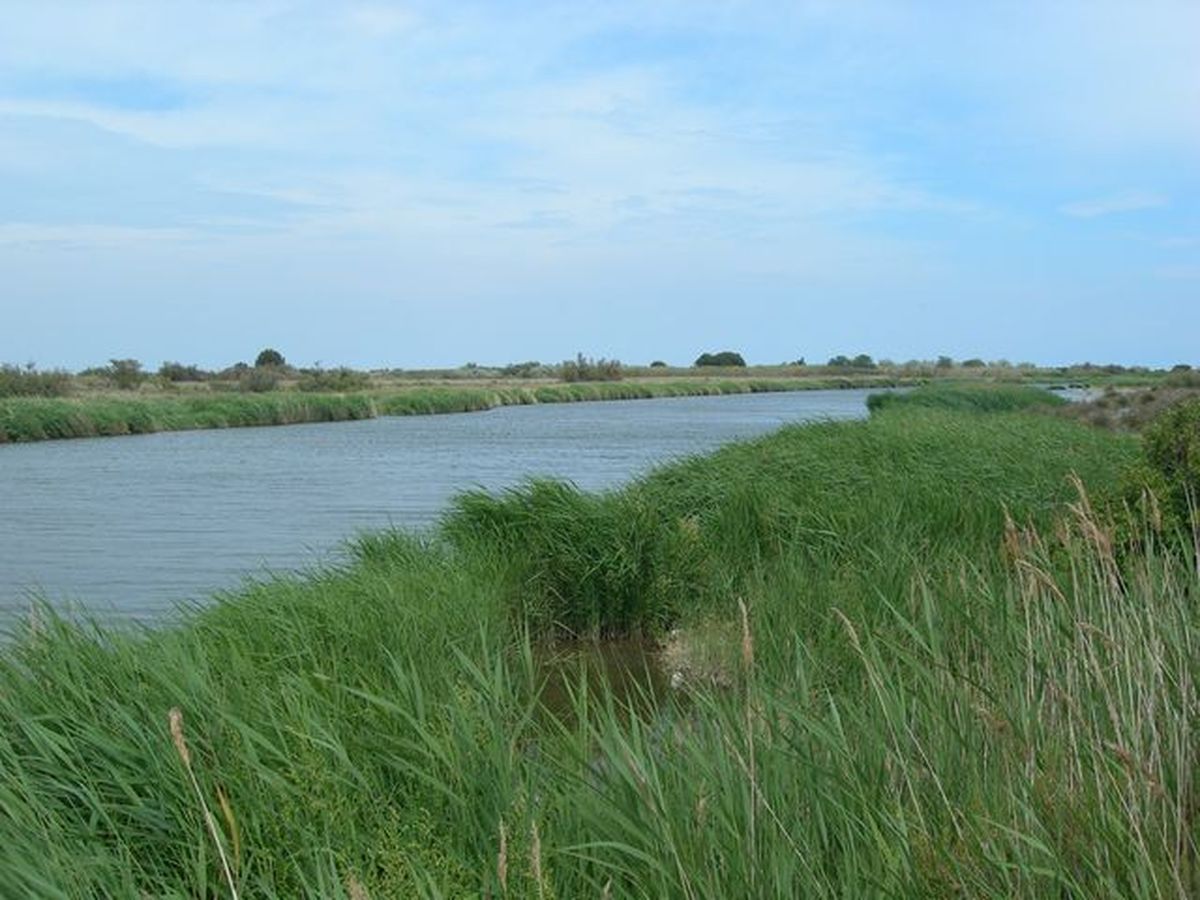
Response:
[1,0,1197,371]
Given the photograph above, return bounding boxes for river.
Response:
[0,389,877,625]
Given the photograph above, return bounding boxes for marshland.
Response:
[6,1,1198,895]
[2,381,1196,897]
[0,354,1168,445]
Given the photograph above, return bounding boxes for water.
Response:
[0,389,876,624]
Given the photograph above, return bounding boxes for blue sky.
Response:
[1,1,1197,370]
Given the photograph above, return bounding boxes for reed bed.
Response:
[0,393,377,443]
[866,381,1067,415]
[0,377,899,443]
[4,389,1194,897]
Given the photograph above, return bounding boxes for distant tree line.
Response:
[5,348,1197,399]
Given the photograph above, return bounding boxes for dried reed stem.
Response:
[168,708,239,900]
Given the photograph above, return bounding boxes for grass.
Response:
[867,381,1068,415]
[0,377,902,443]
[3,387,1196,897]
[0,393,377,442]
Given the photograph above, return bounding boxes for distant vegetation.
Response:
[558,353,623,382]
[867,382,1067,415]
[694,350,746,367]
[0,378,860,443]
[237,367,280,393]
[296,366,371,392]
[827,353,877,370]
[157,362,209,383]
[254,347,286,368]
[106,358,146,390]
[11,385,1199,896]
[2,350,1197,442]
[0,363,72,398]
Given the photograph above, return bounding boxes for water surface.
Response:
[0,389,875,624]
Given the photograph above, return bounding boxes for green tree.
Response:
[255,348,286,368]
[694,351,746,367]
[107,358,144,390]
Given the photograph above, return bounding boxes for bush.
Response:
[827,354,876,370]
[1140,398,1200,525]
[1165,368,1200,388]
[694,351,746,367]
[255,348,286,368]
[559,354,622,382]
[296,367,370,392]
[106,359,145,390]
[239,368,280,393]
[500,361,543,378]
[649,360,667,368]
[0,364,72,398]
[157,362,210,383]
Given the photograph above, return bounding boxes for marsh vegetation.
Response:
[2,384,1195,896]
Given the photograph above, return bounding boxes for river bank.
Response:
[3,385,1194,897]
[0,375,910,444]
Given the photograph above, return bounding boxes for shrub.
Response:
[0,364,72,398]
[106,359,145,390]
[694,351,746,367]
[1139,398,1200,525]
[559,354,622,382]
[296,367,370,392]
[255,348,286,368]
[239,368,280,393]
[827,354,876,370]
[1165,368,1200,388]
[500,361,543,378]
[157,362,210,383]
[649,360,667,368]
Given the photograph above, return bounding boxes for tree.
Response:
[107,358,144,390]
[851,353,876,370]
[694,351,746,367]
[158,361,209,382]
[936,355,955,369]
[255,348,286,368]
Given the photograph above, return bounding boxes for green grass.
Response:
[0,393,377,442]
[867,381,1068,415]
[0,377,903,443]
[4,393,1196,897]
